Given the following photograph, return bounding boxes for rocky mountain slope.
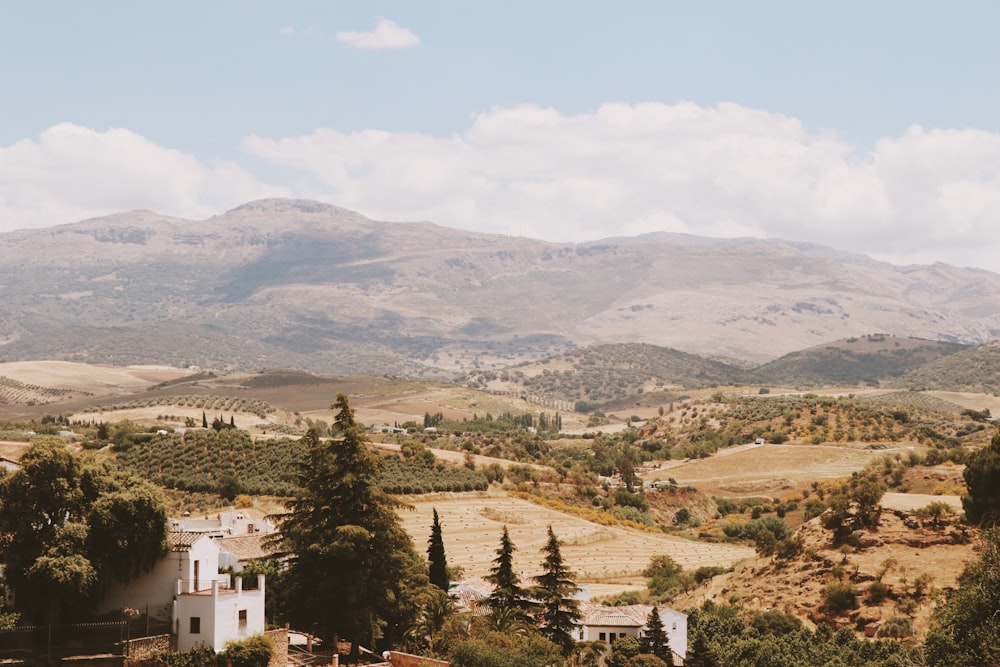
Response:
[1,198,999,376]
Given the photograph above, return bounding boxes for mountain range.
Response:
[1,198,999,378]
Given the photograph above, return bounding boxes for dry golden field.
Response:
[395,490,755,598]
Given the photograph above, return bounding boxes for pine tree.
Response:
[427,508,449,592]
[685,629,719,667]
[484,526,532,629]
[277,394,428,658]
[202,411,208,428]
[532,525,582,654]
[640,606,671,664]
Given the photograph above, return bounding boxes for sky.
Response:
[2,1,1000,271]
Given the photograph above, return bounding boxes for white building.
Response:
[170,511,276,538]
[99,532,266,652]
[577,602,687,666]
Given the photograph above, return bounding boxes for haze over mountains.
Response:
[1,198,998,378]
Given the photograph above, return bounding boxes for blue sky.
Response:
[3,2,1000,270]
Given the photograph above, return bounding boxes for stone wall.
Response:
[126,634,171,664]
[387,651,449,667]
[265,627,288,667]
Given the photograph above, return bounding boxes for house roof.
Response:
[216,534,275,562]
[586,612,642,628]
[169,531,205,551]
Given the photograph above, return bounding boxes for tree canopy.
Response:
[531,525,581,654]
[962,430,1000,525]
[925,527,1000,667]
[276,394,429,656]
[483,526,533,630]
[0,440,169,623]
[428,508,449,592]
[640,606,672,664]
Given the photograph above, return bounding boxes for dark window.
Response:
[190,617,201,634]
[599,632,606,641]
[239,609,247,629]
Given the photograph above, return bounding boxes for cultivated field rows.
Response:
[395,491,755,598]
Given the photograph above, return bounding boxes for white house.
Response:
[170,511,276,538]
[577,602,687,666]
[98,532,266,652]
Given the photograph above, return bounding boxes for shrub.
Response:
[823,581,858,615]
[867,581,890,604]
[221,635,274,667]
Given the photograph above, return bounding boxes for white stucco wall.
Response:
[175,576,266,652]
[98,534,227,618]
[658,607,688,658]
[582,623,641,643]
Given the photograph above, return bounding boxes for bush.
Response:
[221,635,274,667]
[693,565,726,584]
[867,581,890,604]
[823,581,858,615]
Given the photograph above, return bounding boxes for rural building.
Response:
[450,580,686,663]
[578,602,687,665]
[217,534,277,572]
[98,532,266,652]
[170,510,277,538]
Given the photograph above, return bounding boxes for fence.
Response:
[0,617,171,663]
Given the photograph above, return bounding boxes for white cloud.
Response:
[279,26,294,35]
[241,102,1000,271]
[0,123,288,231]
[336,18,420,51]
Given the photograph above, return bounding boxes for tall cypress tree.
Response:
[640,606,671,663]
[484,526,532,629]
[532,525,582,654]
[427,508,449,591]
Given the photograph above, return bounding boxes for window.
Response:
[190,617,201,634]
[599,632,606,641]
[239,610,247,631]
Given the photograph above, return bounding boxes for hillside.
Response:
[3,199,1000,377]
[461,336,972,411]
[894,340,1000,393]
[462,342,747,409]
[751,334,969,388]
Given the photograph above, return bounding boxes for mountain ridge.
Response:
[1,198,998,376]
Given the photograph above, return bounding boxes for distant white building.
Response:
[170,511,276,538]
[99,532,266,652]
[450,580,686,664]
[577,602,687,666]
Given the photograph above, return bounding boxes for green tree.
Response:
[483,526,533,630]
[640,607,671,664]
[624,655,667,667]
[962,430,1000,525]
[217,473,243,502]
[531,525,581,654]
[220,635,274,667]
[428,508,449,592]
[449,627,562,667]
[643,554,683,598]
[606,635,641,667]
[276,394,429,658]
[925,527,1000,667]
[0,441,169,624]
[684,629,719,667]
